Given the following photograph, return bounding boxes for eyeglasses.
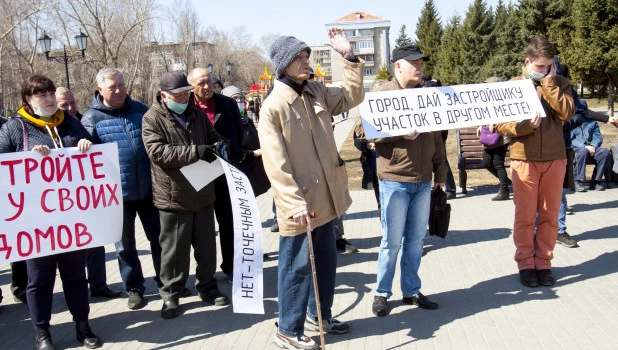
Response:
[167,90,192,98]
[32,92,56,99]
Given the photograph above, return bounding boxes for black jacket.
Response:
[210,93,244,166]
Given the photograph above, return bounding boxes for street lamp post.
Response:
[206,63,213,74]
[226,61,232,76]
[38,30,88,90]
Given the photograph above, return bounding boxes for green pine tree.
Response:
[565,0,618,114]
[434,15,464,85]
[479,1,523,81]
[395,25,413,48]
[376,65,390,80]
[459,0,494,83]
[415,0,443,77]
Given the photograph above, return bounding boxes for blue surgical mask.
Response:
[166,100,188,114]
[528,70,546,81]
[237,102,245,115]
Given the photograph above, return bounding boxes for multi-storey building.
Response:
[313,11,391,90]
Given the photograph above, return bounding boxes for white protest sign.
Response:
[180,157,264,314]
[0,143,123,263]
[179,158,224,191]
[359,79,546,139]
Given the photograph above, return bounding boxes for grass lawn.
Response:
[341,119,618,191]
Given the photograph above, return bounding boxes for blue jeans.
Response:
[116,198,162,293]
[558,189,567,234]
[375,180,431,298]
[277,220,336,337]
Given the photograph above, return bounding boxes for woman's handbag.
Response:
[478,126,501,147]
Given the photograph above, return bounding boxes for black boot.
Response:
[76,321,101,349]
[491,187,510,201]
[35,329,56,350]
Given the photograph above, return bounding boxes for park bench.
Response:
[456,127,510,194]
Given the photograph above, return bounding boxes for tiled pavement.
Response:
[1,108,617,349]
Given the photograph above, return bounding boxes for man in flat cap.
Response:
[259,29,364,349]
[142,71,226,319]
[357,44,446,317]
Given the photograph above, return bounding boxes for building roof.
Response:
[333,11,383,23]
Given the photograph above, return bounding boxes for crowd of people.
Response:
[0,28,617,350]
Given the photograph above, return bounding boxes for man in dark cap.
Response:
[142,71,227,319]
[259,28,364,350]
[357,44,446,317]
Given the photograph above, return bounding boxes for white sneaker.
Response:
[274,331,318,350]
[304,315,350,334]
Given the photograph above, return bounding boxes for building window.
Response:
[345,30,356,37]
[359,29,373,36]
[358,41,374,49]
[364,68,374,76]
[359,55,374,62]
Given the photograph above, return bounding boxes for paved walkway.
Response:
[1,108,617,349]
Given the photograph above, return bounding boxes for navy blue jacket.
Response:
[81,92,152,201]
[0,111,91,152]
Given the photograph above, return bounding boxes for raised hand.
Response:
[327,28,354,60]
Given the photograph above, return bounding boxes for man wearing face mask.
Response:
[188,68,244,285]
[495,37,574,288]
[142,71,225,319]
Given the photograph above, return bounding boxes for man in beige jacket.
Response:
[259,29,364,350]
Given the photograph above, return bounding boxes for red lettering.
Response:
[17,231,33,257]
[75,223,92,247]
[71,154,88,180]
[40,157,55,182]
[40,189,56,213]
[0,234,13,259]
[58,188,74,211]
[76,186,90,210]
[0,159,23,185]
[56,225,72,249]
[55,155,72,182]
[25,158,38,184]
[6,192,25,221]
[106,184,119,206]
[91,185,106,208]
[89,152,105,179]
[35,226,56,253]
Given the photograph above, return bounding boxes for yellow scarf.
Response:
[17,106,64,141]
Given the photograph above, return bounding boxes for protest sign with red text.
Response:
[0,143,122,263]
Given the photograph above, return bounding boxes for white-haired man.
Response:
[81,68,162,310]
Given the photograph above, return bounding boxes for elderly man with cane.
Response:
[259,28,364,349]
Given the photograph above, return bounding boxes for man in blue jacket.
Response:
[81,68,162,310]
[570,111,611,192]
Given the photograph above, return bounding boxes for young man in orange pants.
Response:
[496,37,574,288]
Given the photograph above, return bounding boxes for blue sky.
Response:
[183,0,503,47]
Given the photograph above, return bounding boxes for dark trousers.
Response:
[158,205,217,301]
[11,260,28,298]
[483,144,510,189]
[26,250,89,331]
[574,147,610,181]
[116,198,162,293]
[445,158,456,194]
[87,246,107,293]
[214,176,234,275]
[15,248,107,298]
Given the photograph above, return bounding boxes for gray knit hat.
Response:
[269,36,311,78]
[221,85,243,98]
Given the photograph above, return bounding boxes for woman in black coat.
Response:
[0,75,101,350]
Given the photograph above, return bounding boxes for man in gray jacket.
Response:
[142,72,227,319]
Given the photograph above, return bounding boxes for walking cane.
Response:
[306,212,326,349]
